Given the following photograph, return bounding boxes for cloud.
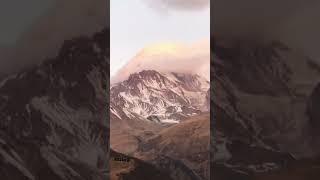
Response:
[143,0,209,12]
[111,39,210,83]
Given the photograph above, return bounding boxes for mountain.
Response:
[211,37,320,179]
[0,28,109,180]
[1,26,210,179]
[110,70,209,154]
[110,68,210,179]
[110,70,209,124]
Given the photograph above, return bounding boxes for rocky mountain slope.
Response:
[110,70,209,124]
[211,37,320,179]
[110,70,210,156]
[136,113,210,180]
[0,28,109,180]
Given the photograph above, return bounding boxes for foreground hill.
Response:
[110,150,173,180]
[121,113,209,180]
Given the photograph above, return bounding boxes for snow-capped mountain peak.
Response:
[110,70,209,124]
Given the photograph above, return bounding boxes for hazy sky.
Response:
[2,0,319,77]
[110,0,210,77]
[0,0,54,46]
[213,0,320,61]
[0,0,107,74]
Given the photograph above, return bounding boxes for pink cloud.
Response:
[111,39,210,83]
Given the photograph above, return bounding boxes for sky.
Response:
[213,0,320,61]
[110,0,210,77]
[1,0,320,76]
[0,0,54,45]
[0,0,107,74]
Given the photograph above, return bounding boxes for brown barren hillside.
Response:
[136,113,210,180]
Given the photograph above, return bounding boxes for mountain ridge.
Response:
[0,28,109,180]
[110,69,209,125]
[211,37,320,179]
